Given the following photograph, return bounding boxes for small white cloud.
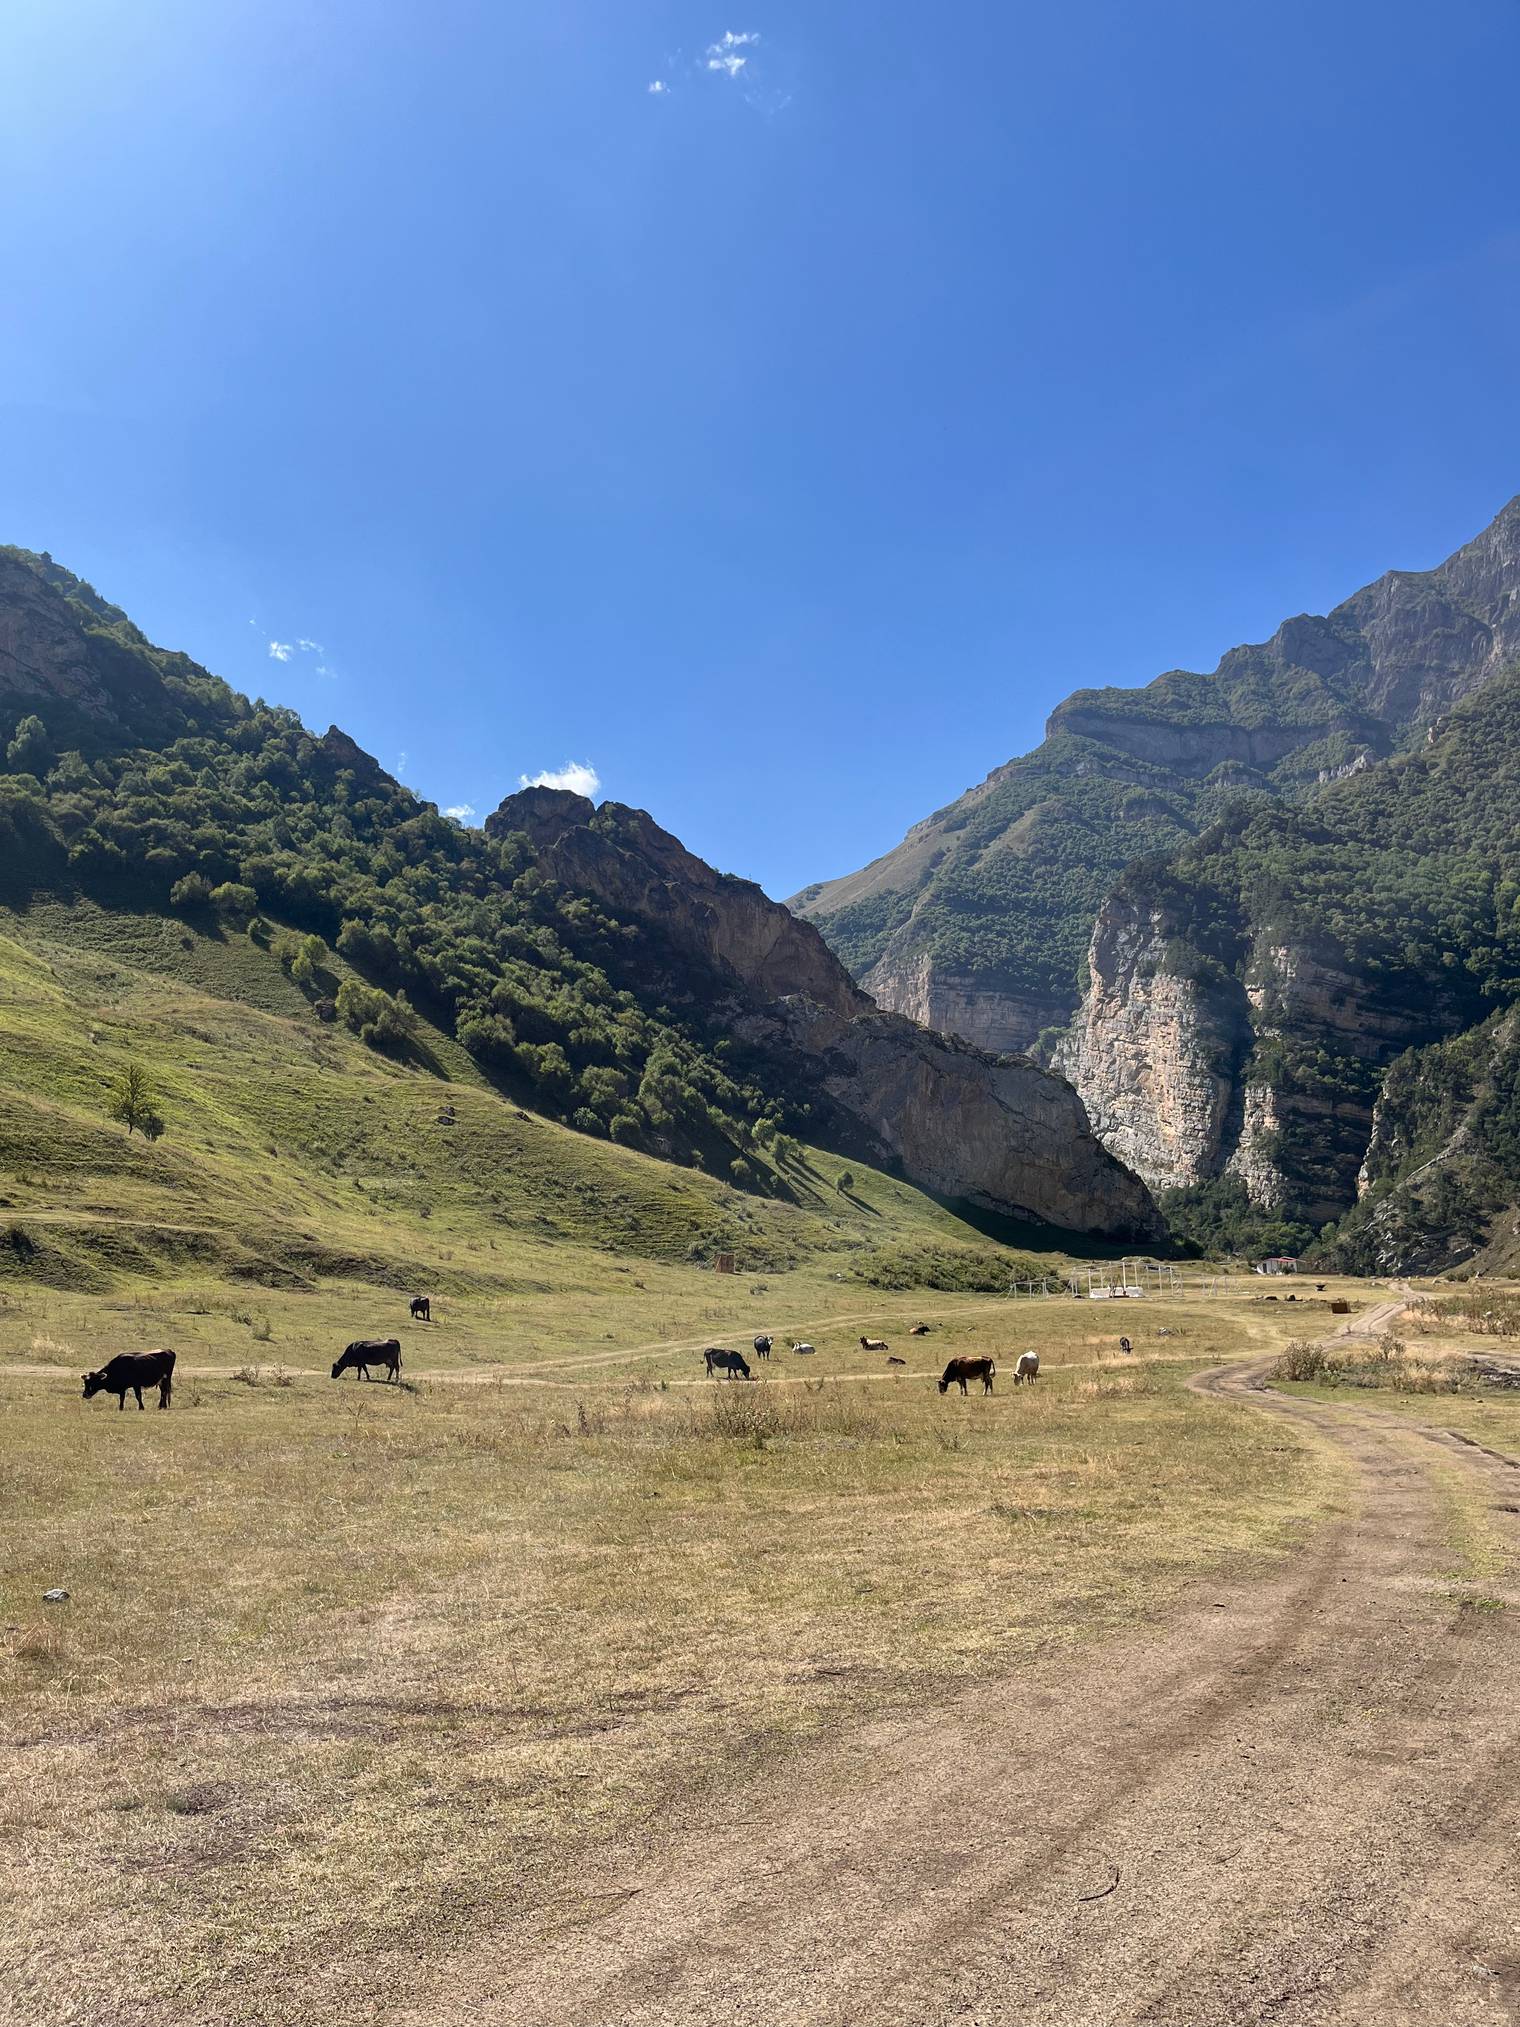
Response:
[268,640,293,662]
[648,78,668,93]
[314,663,333,679]
[396,750,409,776]
[707,29,758,74]
[443,802,477,823]
[519,760,601,799]
[297,637,325,655]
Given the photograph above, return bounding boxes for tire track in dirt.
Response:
[390,1320,1520,2027]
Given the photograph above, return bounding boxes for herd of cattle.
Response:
[78,1300,1039,1408]
[700,1332,1040,1391]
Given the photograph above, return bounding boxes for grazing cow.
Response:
[332,1339,402,1382]
[939,1357,996,1396]
[887,1355,906,1366]
[82,1349,175,1412]
[410,1296,431,1323]
[752,1335,773,1361]
[1013,1351,1040,1386]
[791,1341,816,1356]
[860,1336,889,1352]
[909,1322,931,1336]
[1118,1336,1132,1357]
[703,1347,752,1380]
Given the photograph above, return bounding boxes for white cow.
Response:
[791,1341,816,1356]
[1013,1351,1040,1385]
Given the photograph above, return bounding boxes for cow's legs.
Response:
[133,1386,145,1410]
[159,1378,171,1409]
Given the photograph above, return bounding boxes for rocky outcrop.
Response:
[862,948,1070,1060]
[1061,897,1474,1224]
[487,787,1160,1240]
[1052,897,1248,1192]
[487,788,868,1021]
[739,1000,1163,1240]
[0,547,241,755]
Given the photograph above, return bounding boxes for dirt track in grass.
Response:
[395,1300,1520,2027]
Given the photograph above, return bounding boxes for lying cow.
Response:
[1013,1351,1040,1385]
[332,1339,402,1382]
[939,1357,996,1396]
[909,1323,931,1336]
[791,1341,816,1356]
[703,1347,752,1380]
[410,1296,431,1322]
[752,1335,773,1360]
[860,1336,890,1352]
[82,1348,175,1412]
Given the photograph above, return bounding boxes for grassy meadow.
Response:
[0,896,1409,2023]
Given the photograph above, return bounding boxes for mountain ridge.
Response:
[794,496,1520,1058]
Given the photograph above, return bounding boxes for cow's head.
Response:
[937,1377,950,1394]
[330,1359,345,1378]
[81,1370,108,1399]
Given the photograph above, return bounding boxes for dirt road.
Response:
[396,1313,1520,2027]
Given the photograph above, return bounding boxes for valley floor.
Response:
[4,1281,1517,2024]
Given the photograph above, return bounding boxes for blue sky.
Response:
[4,1,1519,899]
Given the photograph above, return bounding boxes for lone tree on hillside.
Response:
[837,1170,855,1194]
[107,1061,165,1139]
[5,714,53,777]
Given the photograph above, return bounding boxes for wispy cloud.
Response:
[297,637,325,655]
[648,78,668,94]
[267,640,293,662]
[443,802,476,823]
[519,760,601,799]
[396,750,409,777]
[706,28,759,76]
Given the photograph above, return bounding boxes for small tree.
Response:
[107,1061,162,1137]
[5,714,53,777]
[836,1170,855,1194]
[209,881,258,921]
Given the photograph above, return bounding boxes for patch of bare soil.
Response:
[389,1311,1520,2027]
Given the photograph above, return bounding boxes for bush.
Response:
[209,881,258,920]
[170,872,214,910]
[336,977,417,1050]
[5,714,53,777]
[1271,1338,1332,1382]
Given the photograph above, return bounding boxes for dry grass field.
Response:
[2,1280,1338,2027]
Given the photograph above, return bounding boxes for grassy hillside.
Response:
[0,894,1056,1336]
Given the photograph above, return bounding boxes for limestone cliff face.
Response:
[1053,898,1248,1192]
[487,787,1160,1241]
[1062,900,1470,1224]
[862,947,1070,1059]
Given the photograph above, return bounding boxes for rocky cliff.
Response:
[795,496,1520,1057]
[487,787,1161,1241]
[1056,658,1520,1254]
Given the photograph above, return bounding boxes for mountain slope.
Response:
[1058,661,1520,1252]
[794,497,1520,1055]
[0,546,1157,1244]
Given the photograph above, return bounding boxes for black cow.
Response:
[410,1296,431,1322]
[752,1335,773,1360]
[703,1347,752,1380]
[938,1356,996,1396]
[83,1349,175,1412]
[332,1339,402,1382]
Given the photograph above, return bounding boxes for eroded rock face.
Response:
[487,789,867,1020]
[863,948,1069,1059]
[1062,901,1470,1223]
[1054,899,1247,1192]
[741,1000,1163,1240]
[486,787,1160,1240]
